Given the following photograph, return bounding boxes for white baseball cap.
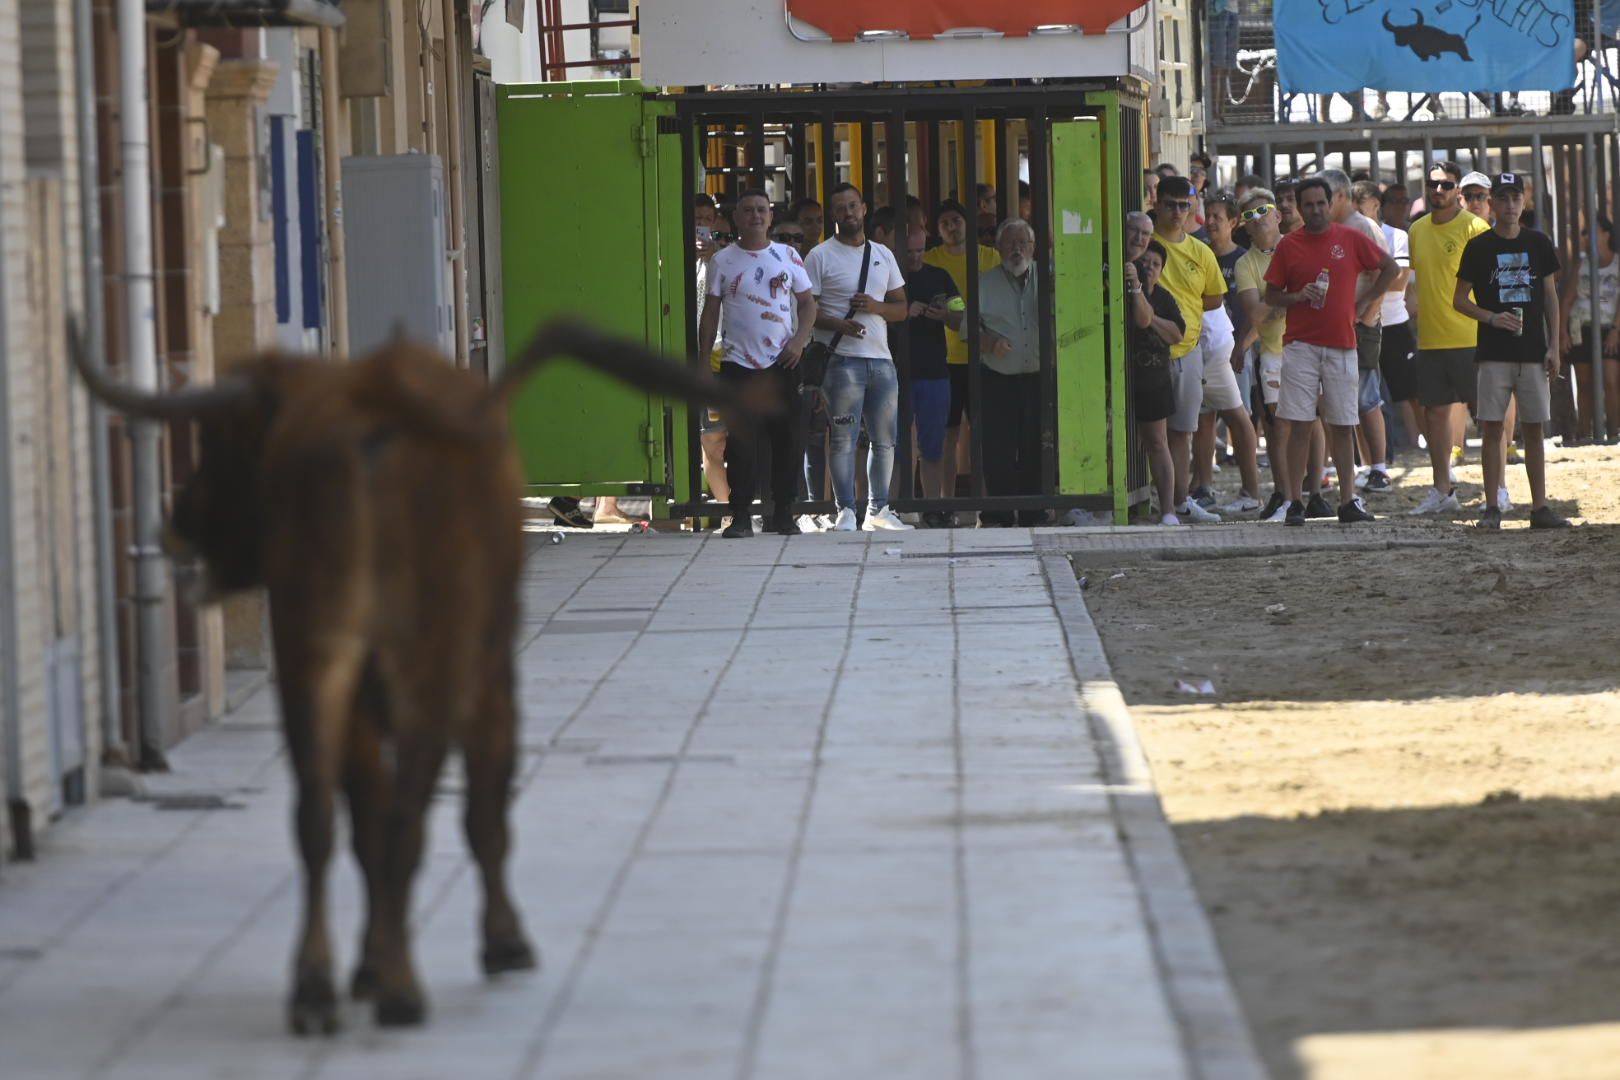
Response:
[1460,171,1492,191]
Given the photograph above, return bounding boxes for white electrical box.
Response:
[342,154,455,358]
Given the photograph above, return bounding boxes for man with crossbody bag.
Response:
[803,183,912,531]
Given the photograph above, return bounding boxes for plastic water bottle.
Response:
[1310,269,1330,310]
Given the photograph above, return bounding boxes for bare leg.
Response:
[1169,429,1194,507]
[919,456,945,500]
[700,431,730,504]
[1306,421,1326,494]
[1425,404,1454,491]
[1221,406,1262,497]
[1606,359,1620,440]
[1328,424,1359,506]
[1141,420,1175,517]
[1522,421,1549,506]
[1360,403,1387,467]
[1452,404,1468,459]
[1481,418,1505,511]
[1193,412,1217,492]
[1397,400,1421,452]
[1263,409,1285,492]
[942,426,960,498]
[1280,418,1314,504]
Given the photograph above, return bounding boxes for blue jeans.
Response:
[824,353,899,513]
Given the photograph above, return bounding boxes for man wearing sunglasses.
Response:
[1408,161,1492,515]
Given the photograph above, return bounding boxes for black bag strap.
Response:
[823,242,873,355]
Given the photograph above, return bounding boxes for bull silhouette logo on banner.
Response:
[1276,0,1576,93]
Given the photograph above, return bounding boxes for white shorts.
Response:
[1259,350,1283,406]
[1278,341,1359,426]
[1196,326,1246,414]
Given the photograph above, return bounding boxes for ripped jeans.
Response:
[823,353,899,513]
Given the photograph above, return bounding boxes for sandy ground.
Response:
[1082,441,1620,1080]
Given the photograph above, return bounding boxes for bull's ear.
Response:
[69,314,257,422]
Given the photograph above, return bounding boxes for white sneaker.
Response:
[861,505,914,531]
[812,514,835,531]
[1409,487,1462,515]
[1160,512,1182,526]
[832,507,858,531]
[1497,487,1512,512]
[1263,500,1290,523]
[796,514,824,533]
[1178,499,1222,523]
[1222,495,1262,513]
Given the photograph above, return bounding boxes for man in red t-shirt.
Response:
[1264,177,1399,525]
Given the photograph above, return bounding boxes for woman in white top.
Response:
[1558,215,1620,443]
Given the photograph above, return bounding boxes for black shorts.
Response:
[1416,347,1478,409]
[948,364,972,427]
[1568,324,1620,365]
[1379,321,1417,401]
[1133,378,1175,424]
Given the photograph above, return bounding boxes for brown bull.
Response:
[74,321,750,1033]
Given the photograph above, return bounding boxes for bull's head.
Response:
[70,322,275,600]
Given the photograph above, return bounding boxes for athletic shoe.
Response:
[1478,505,1502,530]
[722,517,754,538]
[1305,492,1333,519]
[832,507,858,531]
[1497,487,1512,513]
[1178,499,1222,523]
[1360,469,1393,493]
[548,497,594,529]
[813,514,836,531]
[1160,512,1182,526]
[1409,487,1462,515]
[1191,485,1218,510]
[772,514,802,536]
[1263,498,1291,523]
[1337,497,1376,523]
[1222,494,1263,513]
[796,514,824,533]
[1529,505,1572,529]
[1285,500,1306,526]
[1507,442,1523,465]
[862,505,914,531]
[1261,490,1287,519]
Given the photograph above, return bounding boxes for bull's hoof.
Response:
[374,988,427,1028]
[481,937,539,977]
[288,974,341,1036]
[349,963,379,1001]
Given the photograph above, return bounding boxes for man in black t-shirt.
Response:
[901,226,963,525]
[1454,172,1571,529]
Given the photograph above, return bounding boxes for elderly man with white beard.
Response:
[975,218,1046,526]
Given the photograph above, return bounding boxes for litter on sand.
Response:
[884,547,904,557]
[1265,603,1287,615]
[1174,678,1217,696]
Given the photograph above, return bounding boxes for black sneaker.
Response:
[548,497,594,529]
[1529,505,1572,529]
[1261,490,1287,519]
[1304,492,1333,519]
[771,514,802,536]
[1337,497,1376,524]
[721,518,754,538]
[1478,505,1502,530]
[1285,500,1306,526]
[1361,469,1392,493]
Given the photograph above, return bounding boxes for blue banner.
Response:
[1276,0,1576,93]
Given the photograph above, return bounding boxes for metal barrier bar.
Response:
[1586,130,1608,438]
[962,104,985,498]
[1030,105,1057,498]
[887,107,913,503]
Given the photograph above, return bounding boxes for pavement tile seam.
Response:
[946,531,979,1080]
[515,534,805,1080]
[734,543,869,1080]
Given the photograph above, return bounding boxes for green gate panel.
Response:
[1051,119,1111,503]
[496,81,677,495]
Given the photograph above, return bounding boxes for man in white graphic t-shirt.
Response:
[697,189,817,538]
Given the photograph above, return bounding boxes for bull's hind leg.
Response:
[343,660,389,1001]
[276,639,365,1036]
[465,657,537,976]
[372,722,450,1027]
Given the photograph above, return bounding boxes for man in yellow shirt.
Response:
[924,199,1000,501]
[1408,161,1491,513]
[1154,175,1258,521]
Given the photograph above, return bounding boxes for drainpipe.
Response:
[76,0,127,767]
[318,27,348,357]
[440,0,470,366]
[118,0,172,769]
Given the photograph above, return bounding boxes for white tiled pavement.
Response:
[0,528,1257,1080]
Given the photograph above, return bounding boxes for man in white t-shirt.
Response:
[697,189,817,538]
[804,183,913,531]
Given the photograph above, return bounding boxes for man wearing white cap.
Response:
[1460,171,1495,224]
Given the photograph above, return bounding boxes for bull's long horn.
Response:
[68,316,254,421]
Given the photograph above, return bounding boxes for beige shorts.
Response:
[1278,341,1359,426]
[1477,361,1552,425]
[1259,350,1283,406]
